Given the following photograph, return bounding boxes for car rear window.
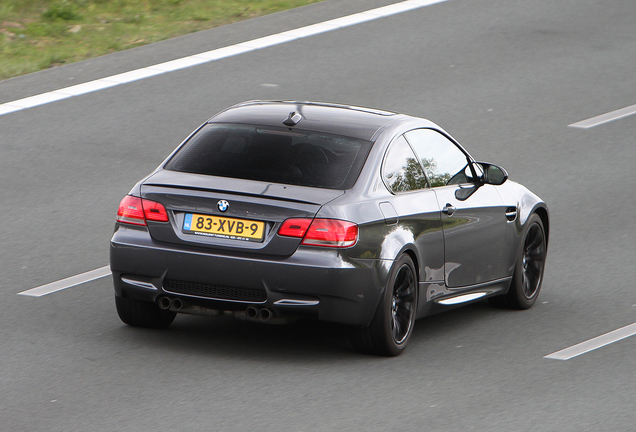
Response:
[164,124,372,189]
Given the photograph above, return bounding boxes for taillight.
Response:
[117,196,145,225]
[278,218,312,238]
[142,200,169,222]
[116,195,168,226]
[303,219,358,248]
[278,218,358,248]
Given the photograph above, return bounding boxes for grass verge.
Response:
[0,0,324,80]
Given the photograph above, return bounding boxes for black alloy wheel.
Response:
[390,261,417,344]
[489,213,547,309]
[351,254,418,356]
[520,220,546,300]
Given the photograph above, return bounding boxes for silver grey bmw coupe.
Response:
[110,101,549,356]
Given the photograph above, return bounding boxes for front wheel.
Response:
[351,254,418,356]
[489,213,547,309]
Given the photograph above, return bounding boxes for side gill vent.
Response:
[505,206,518,222]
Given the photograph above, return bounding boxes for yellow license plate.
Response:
[183,213,265,241]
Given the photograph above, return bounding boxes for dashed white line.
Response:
[18,266,111,297]
[545,322,636,360]
[0,0,449,117]
[569,103,636,128]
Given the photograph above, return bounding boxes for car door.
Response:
[381,135,445,282]
[404,129,509,288]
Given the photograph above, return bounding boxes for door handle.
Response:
[442,203,456,216]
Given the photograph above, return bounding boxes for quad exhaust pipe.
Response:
[159,297,274,321]
[245,306,274,321]
[157,296,220,316]
[158,296,183,311]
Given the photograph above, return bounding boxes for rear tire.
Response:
[115,296,176,329]
[489,213,547,309]
[351,254,417,356]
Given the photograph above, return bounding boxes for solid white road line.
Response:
[544,322,636,360]
[18,266,111,297]
[569,103,636,128]
[0,0,449,117]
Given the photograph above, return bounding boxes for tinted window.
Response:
[405,129,471,187]
[382,135,428,193]
[165,124,372,189]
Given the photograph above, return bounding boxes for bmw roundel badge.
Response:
[217,200,229,212]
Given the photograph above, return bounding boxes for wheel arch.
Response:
[394,246,421,309]
[401,248,420,285]
[533,206,550,248]
[379,244,421,296]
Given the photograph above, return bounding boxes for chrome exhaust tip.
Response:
[170,298,183,311]
[158,297,172,310]
[245,307,258,320]
[258,308,273,321]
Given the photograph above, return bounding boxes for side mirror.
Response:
[474,162,508,185]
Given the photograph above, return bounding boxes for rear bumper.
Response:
[110,224,391,326]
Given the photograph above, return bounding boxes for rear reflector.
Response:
[278,218,358,248]
[116,195,168,226]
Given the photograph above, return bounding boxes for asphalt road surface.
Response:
[2,0,636,430]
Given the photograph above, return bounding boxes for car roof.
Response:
[208,100,406,141]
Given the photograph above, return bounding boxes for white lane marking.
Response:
[569,103,636,128]
[0,0,449,117]
[18,266,111,297]
[544,322,636,360]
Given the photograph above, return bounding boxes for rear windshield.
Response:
[164,124,372,189]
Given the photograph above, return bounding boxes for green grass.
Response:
[0,0,324,80]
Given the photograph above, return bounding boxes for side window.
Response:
[382,135,428,193]
[405,129,471,187]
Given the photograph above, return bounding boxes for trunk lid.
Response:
[140,170,344,256]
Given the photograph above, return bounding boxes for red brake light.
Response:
[143,200,169,222]
[278,218,358,248]
[303,219,358,248]
[116,196,168,226]
[117,196,145,225]
[278,218,312,238]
